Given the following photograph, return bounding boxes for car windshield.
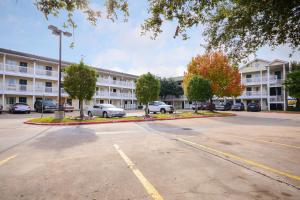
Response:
[102,104,116,108]
[157,102,166,105]
[14,103,28,106]
[43,101,56,106]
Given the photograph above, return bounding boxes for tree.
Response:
[34,0,129,28]
[143,0,300,63]
[285,62,300,110]
[183,52,244,100]
[159,78,183,100]
[63,61,98,119]
[186,75,212,113]
[135,72,160,116]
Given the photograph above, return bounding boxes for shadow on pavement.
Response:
[31,126,98,150]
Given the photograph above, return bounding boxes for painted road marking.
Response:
[113,144,164,200]
[230,135,300,150]
[176,138,300,181]
[0,154,18,167]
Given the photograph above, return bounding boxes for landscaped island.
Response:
[25,111,235,125]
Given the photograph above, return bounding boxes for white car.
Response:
[146,101,174,114]
[9,103,31,114]
[87,104,126,118]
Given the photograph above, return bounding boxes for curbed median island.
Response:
[25,111,235,126]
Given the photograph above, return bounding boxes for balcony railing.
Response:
[241,75,279,85]
[95,91,136,99]
[270,96,284,102]
[5,64,34,75]
[97,78,135,88]
[240,91,267,98]
[35,69,58,78]
[35,86,59,94]
[5,84,33,93]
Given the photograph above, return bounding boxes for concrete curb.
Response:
[24,113,236,126]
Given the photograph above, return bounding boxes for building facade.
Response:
[162,59,291,111]
[238,59,290,111]
[0,48,138,111]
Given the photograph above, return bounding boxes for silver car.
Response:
[87,104,126,118]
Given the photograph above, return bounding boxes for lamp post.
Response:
[48,25,72,118]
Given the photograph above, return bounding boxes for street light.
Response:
[48,25,72,117]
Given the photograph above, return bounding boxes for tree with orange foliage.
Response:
[183,52,244,99]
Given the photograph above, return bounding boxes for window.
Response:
[19,97,27,103]
[125,101,127,104]
[19,79,27,85]
[36,98,42,102]
[246,74,252,78]
[100,100,104,104]
[20,62,28,67]
[7,78,16,86]
[275,71,281,79]
[45,82,52,87]
[67,99,72,105]
[113,89,116,93]
[5,59,17,65]
[93,105,100,108]
[6,97,16,105]
[45,66,52,71]
[246,87,252,91]
[113,77,117,80]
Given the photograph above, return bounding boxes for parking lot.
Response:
[0,111,299,199]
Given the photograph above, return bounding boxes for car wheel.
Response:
[169,111,174,114]
[88,111,93,117]
[160,109,166,114]
[27,111,31,114]
[153,112,157,114]
[103,112,108,118]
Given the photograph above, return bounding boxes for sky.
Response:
[0,0,299,77]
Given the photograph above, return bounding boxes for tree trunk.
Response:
[209,98,213,112]
[145,104,149,117]
[80,100,84,119]
[195,101,198,114]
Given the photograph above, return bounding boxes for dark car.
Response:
[34,100,57,113]
[191,103,203,110]
[247,102,261,112]
[0,105,3,114]
[9,103,31,114]
[215,102,232,111]
[231,102,245,111]
[202,102,215,110]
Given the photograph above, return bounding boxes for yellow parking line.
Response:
[230,135,300,150]
[113,144,164,200]
[0,154,18,167]
[176,138,300,181]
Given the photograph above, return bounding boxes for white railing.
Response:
[97,78,135,88]
[270,96,283,102]
[35,87,58,94]
[0,63,3,72]
[240,91,267,98]
[241,75,278,85]
[5,84,33,93]
[35,69,58,78]
[95,91,136,99]
[5,64,34,75]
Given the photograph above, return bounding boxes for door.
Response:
[19,62,28,73]
[45,66,53,76]
[19,79,27,91]
[45,82,52,93]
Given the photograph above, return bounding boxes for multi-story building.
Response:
[0,48,138,111]
[238,59,290,111]
[162,59,291,111]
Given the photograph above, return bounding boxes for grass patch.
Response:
[27,111,233,124]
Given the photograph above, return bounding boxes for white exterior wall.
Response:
[0,50,138,111]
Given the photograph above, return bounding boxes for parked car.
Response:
[215,102,232,111]
[146,101,174,114]
[9,103,31,114]
[34,100,57,113]
[63,103,74,112]
[191,103,203,110]
[247,102,261,112]
[231,102,245,111]
[0,105,2,114]
[202,102,215,110]
[88,104,126,118]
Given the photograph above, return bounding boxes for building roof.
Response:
[240,58,270,69]
[0,48,138,78]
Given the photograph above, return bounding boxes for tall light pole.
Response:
[48,25,72,117]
